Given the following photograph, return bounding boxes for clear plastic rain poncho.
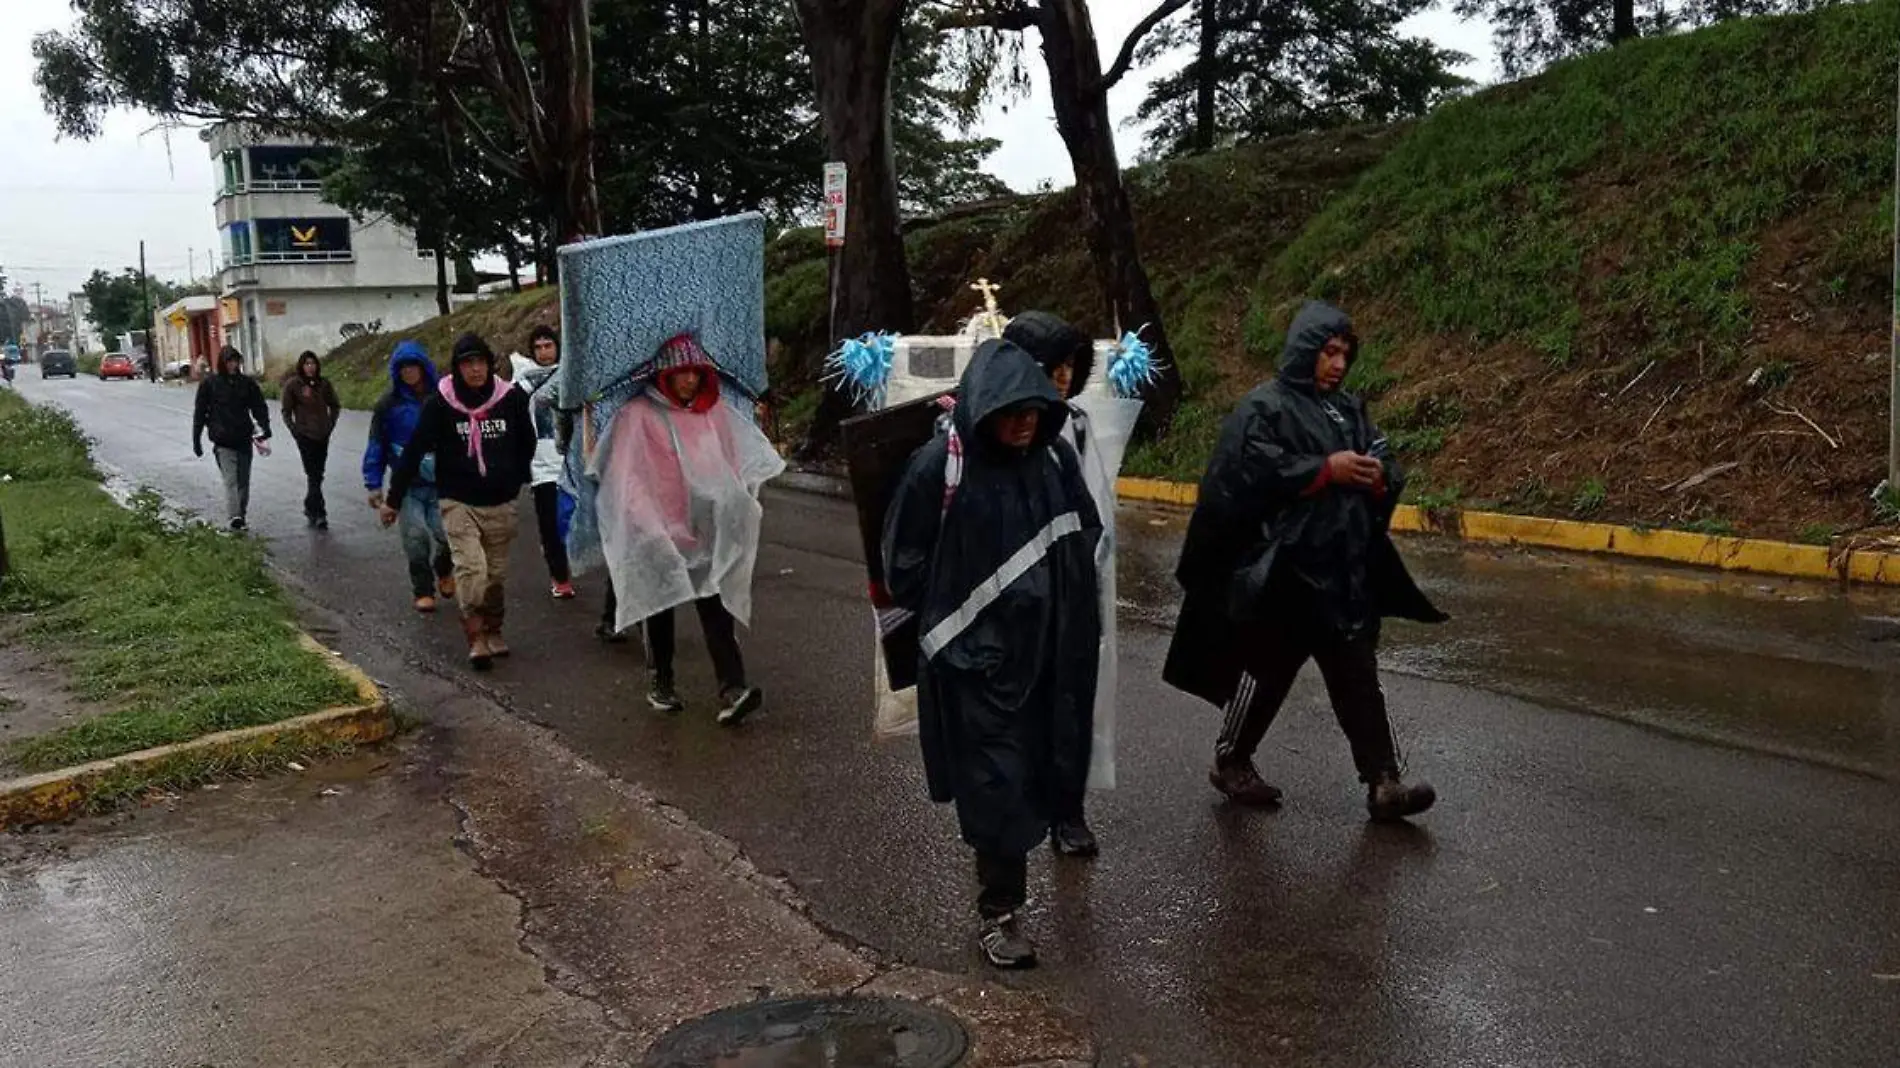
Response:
[586,338,784,633]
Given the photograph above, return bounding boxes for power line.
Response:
[0,185,209,196]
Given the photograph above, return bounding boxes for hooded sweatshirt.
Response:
[881,340,1102,854]
[364,341,439,491]
[386,337,537,509]
[508,352,565,486]
[193,347,270,451]
[281,355,341,443]
[1003,311,1095,397]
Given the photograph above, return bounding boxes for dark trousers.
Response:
[530,482,570,584]
[642,596,747,694]
[1214,616,1400,784]
[293,434,329,521]
[976,851,1028,919]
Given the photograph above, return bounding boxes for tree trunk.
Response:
[1036,0,1182,431]
[1193,0,1217,153]
[1612,0,1637,42]
[794,0,916,457]
[434,247,451,316]
[505,241,522,293]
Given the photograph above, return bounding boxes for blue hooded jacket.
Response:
[363,341,439,491]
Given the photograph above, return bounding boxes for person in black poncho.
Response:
[881,339,1103,970]
[1165,300,1444,822]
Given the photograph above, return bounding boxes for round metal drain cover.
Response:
[642,995,969,1068]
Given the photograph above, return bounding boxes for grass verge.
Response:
[0,390,358,774]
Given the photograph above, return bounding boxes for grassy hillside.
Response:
[323,1,1898,539]
[314,288,558,409]
[1262,0,1900,540]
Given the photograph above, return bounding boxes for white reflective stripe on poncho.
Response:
[918,510,1086,660]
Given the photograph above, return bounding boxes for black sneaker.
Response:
[1050,819,1099,858]
[647,678,685,713]
[978,914,1038,970]
[1209,759,1284,807]
[1367,774,1437,822]
[313,516,329,531]
[229,517,247,532]
[595,621,630,644]
[716,687,762,727]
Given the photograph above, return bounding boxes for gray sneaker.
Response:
[978,914,1038,970]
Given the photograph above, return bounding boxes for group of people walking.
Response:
[881,300,1440,968]
[189,321,772,721]
[188,297,1439,974]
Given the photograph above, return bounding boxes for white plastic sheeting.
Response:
[590,394,786,633]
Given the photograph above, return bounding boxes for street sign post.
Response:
[823,162,847,249]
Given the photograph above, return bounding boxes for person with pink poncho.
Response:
[382,333,538,670]
[589,333,784,725]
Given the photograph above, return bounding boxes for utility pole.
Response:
[32,282,43,360]
[140,241,157,382]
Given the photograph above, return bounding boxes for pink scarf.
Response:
[437,375,513,476]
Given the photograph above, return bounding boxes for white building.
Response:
[66,294,103,356]
[203,124,440,375]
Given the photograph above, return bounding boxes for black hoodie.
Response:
[1002,311,1095,397]
[386,352,536,510]
[881,340,1103,856]
[193,347,270,451]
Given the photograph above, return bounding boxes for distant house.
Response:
[202,123,439,375]
[153,294,221,378]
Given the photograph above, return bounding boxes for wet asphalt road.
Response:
[22,375,1900,1067]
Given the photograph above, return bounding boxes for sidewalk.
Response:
[0,600,1093,1068]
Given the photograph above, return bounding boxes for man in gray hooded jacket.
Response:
[1165,300,1444,821]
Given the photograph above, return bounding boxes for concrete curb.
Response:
[775,469,1900,586]
[0,634,393,830]
[1117,476,1900,586]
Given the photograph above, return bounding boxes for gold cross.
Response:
[969,277,1007,336]
[970,278,1002,313]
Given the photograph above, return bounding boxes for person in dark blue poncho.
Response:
[881,339,1102,970]
[1166,300,1444,822]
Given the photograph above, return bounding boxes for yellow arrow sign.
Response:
[291,225,318,247]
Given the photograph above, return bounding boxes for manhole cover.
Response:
[642,995,969,1068]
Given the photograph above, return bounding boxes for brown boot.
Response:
[1367,773,1436,822]
[461,615,492,671]
[1209,758,1284,807]
[484,618,510,658]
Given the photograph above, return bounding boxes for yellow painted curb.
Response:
[0,634,392,831]
[1114,476,1900,587]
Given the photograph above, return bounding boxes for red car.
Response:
[98,354,137,381]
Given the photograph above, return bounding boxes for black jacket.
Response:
[882,340,1102,856]
[193,371,271,451]
[1164,301,1444,709]
[386,380,536,509]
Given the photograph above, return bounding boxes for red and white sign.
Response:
[824,162,847,248]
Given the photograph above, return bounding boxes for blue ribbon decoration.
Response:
[823,331,898,407]
[1107,326,1161,399]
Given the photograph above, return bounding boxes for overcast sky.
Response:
[0,0,1497,303]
